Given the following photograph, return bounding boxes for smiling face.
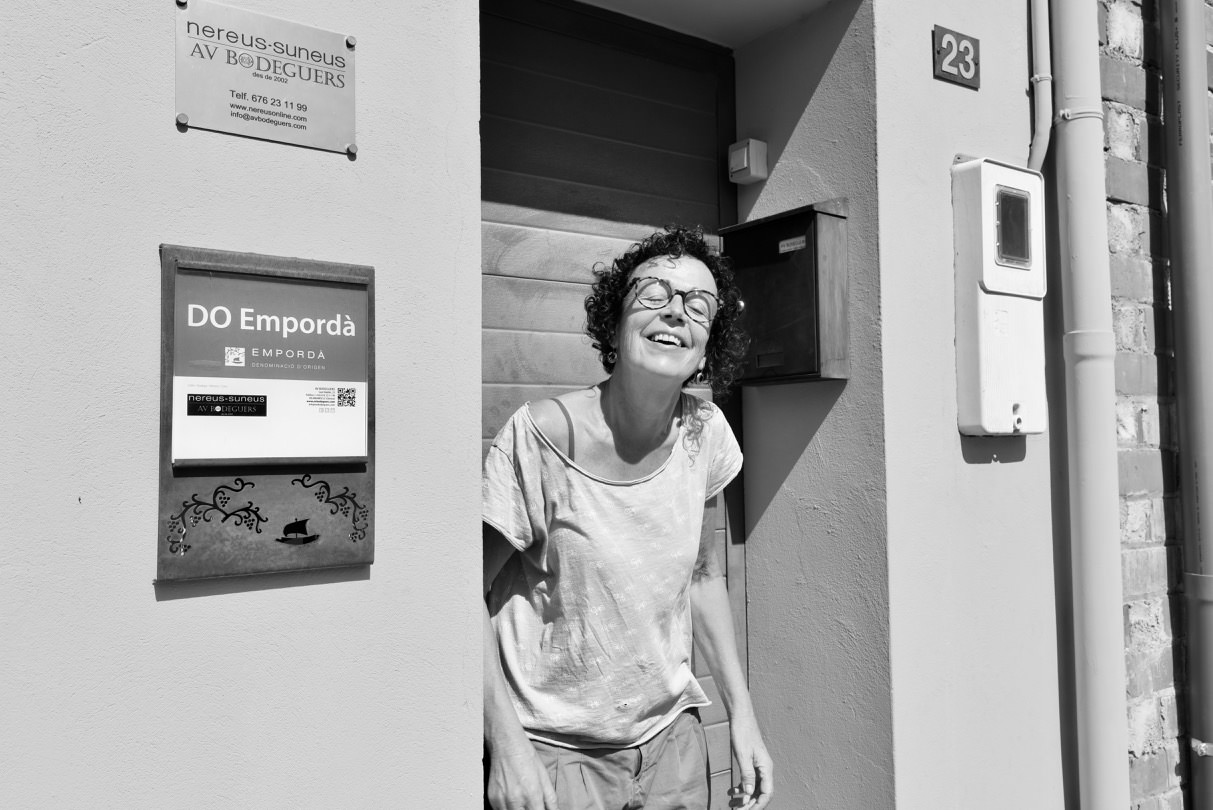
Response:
[614,254,717,387]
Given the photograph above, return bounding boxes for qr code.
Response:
[337,388,356,407]
[225,347,245,367]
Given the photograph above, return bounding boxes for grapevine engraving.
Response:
[291,474,369,542]
[164,478,267,555]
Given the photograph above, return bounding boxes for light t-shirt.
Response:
[483,394,743,749]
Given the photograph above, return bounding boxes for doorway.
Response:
[481,0,743,802]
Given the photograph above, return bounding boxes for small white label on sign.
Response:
[778,236,807,254]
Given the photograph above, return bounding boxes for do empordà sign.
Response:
[171,266,370,464]
[175,0,356,153]
[157,246,376,581]
[186,305,358,339]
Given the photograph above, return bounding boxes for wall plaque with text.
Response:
[932,25,980,90]
[172,269,369,464]
[157,245,375,581]
[175,0,356,152]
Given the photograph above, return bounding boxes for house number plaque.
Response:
[933,25,980,90]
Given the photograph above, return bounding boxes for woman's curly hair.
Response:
[584,225,748,399]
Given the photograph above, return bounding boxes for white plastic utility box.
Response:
[952,157,1047,436]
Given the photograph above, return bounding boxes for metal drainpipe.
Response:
[1027,0,1053,172]
[1159,0,1213,802]
[1051,0,1132,806]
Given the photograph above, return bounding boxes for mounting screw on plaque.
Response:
[346,143,358,157]
[346,36,357,50]
[176,113,189,127]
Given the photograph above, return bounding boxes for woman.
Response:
[483,226,772,810]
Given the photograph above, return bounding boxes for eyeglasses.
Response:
[626,277,720,326]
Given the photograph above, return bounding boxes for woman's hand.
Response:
[484,524,559,810]
[485,743,558,810]
[687,505,773,810]
[727,712,773,809]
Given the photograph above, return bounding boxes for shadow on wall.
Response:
[960,435,1028,464]
[154,565,369,601]
[739,0,863,218]
[741,379,845,528]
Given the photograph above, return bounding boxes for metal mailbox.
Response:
[721,201,849,384]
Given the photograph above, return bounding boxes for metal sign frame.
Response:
[157,245,375,581]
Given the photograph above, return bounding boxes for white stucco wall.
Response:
[873,0,1066,806]
[1,1,481,806]
[735,3,894,807]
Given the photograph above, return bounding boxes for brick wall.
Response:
[1101,0,1188,806]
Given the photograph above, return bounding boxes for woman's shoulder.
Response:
[526,399,569,456]
[680,392,737,453]
[681,391,723,423]
[526,387,600,457]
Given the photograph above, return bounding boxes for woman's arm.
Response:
[483,524,557,810]
[688,499,774,810]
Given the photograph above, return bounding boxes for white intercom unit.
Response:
[952,157,1047,436]
[728,138,768,185]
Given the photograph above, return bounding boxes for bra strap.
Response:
[552,398,575,461]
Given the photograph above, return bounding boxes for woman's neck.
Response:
[599,372,682,455]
